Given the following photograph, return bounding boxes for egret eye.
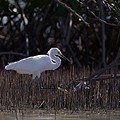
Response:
[57,51,60,55]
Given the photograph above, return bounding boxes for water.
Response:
[0,110,120,120]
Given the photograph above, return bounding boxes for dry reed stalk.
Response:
[0,66,120,112]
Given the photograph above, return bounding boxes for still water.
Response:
[0,110,120,120]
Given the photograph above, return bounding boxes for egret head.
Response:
[47,48,61,57]
[48,48,71,63]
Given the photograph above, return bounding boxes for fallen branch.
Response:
[76,73,120,82]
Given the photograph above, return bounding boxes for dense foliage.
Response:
[0,0,120,68]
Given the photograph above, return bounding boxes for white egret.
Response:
[5,48,71,79]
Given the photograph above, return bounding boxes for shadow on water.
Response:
[0,111,120,120]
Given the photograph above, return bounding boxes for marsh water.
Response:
[0,110,120,120]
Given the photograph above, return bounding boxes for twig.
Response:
[100,0,106,67]
[35,0,54,51]
[62,12,82,67]
[14,0,29,56]
[67,45,82,67]
[0,52,27,57]
[56,0,89,27]
[115,30,120,61]
[77,0,120,27]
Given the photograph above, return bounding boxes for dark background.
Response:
[0,0,120,69]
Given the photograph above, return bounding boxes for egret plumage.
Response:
[5,48,71,79]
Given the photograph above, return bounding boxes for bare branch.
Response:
[0,52,27,57]
[56,0,89,27]
[77,0,120,27]
[100,0,106,67]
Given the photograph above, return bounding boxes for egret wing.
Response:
[5,55,50,74]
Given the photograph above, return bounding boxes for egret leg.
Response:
[34,72,43,89]
[28,77,36,89]
[28,72,42,92]
[31,76,43,90]
[32,72,41,80]
[32,74,37,80]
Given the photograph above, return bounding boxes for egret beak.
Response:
[58,52,72,64]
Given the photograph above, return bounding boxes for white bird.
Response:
[5,48,71,79]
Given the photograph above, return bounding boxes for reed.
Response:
[0,66,120,112]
